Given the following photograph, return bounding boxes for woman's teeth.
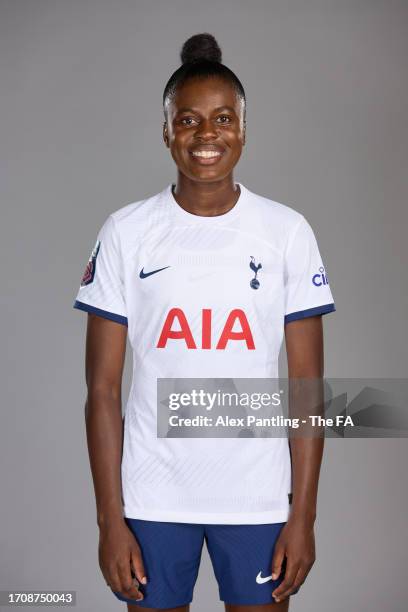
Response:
[192,151,222,158]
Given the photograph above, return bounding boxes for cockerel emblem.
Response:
[249,256,262,290]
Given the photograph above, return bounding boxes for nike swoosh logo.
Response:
[256,572,273,584]
[139,266,170,279]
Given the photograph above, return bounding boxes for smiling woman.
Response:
[165,75,244,183]
[73,31,335,612]
[162,33,246,213]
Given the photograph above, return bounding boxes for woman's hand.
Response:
[271,516,316,602]
[98,519,147,602]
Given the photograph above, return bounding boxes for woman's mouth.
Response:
[189,145,225,165]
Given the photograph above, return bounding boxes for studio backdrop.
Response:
[1,1,407,611]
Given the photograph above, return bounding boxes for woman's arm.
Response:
[85,313,146,602]
[271,315,324,603]
[285,314,324,524]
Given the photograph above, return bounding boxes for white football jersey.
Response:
[74,183,335,524]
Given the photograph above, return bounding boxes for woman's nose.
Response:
[195,119,218,140]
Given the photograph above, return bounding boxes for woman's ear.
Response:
[163,121,169,148]
[242,120,246,146]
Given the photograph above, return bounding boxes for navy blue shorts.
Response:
[112,518,299,608]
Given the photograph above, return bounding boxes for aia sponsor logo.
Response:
[157,308,255,350]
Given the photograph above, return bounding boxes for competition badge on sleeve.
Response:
[80,240,101,286]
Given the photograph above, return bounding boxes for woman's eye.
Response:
[181,117,197,125]
[217,115,232,123]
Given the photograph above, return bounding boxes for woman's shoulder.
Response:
[242,183,305,229]
[109,185,169,225]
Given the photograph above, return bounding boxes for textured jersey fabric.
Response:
[74,183,335,524]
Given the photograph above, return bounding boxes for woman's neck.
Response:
[172,174,240,217]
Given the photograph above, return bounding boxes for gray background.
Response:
[1,0,407,610]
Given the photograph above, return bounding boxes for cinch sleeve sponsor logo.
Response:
[156,308,255,350]
[312,266,329,287]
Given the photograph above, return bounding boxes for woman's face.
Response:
[164,76,246,183]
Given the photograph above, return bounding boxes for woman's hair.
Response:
[163,33,246,115]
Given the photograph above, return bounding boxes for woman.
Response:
[74,33,335,612]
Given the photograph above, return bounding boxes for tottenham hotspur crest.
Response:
[249,256,262,290]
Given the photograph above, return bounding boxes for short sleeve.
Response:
[73,215,128,326]
[284,215,336,324]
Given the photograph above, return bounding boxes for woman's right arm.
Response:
[84,313,146,602]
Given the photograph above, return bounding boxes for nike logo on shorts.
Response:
[256,572,273,584]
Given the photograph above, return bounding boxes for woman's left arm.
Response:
[271,315,325,603]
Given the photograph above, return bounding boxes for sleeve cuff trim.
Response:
[73,300,128,326]
[285,303,336,324]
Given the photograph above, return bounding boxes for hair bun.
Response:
[180,33,222,64]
